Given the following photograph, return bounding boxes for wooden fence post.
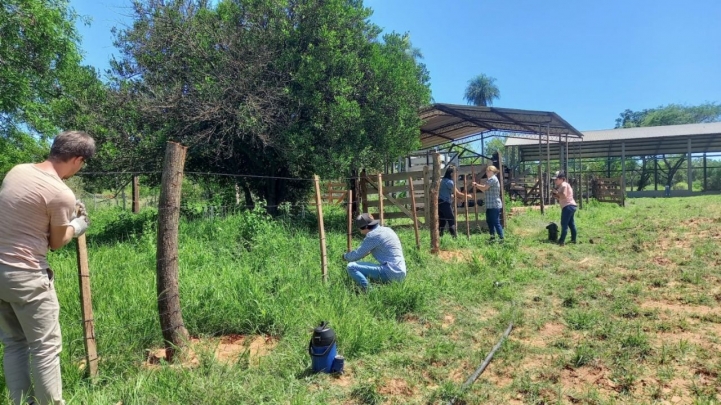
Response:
[76,230,98,380]
[313,175,329,283]
[347,190,353,252]
[156,141,190,362]
[132,175,140,213]
[361,170,368,214]
[430,153,441,254]
[377,173,384,226]
[408,176,421,250]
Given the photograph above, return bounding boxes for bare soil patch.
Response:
[144,334,277,369]
[521,322,565,348]
[438,249,472,263]
[560,364,615,396]
[510,206,541,216]
[378,378,415,396]
[641,300,718,318]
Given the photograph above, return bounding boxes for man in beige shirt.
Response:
[0,130,95,405]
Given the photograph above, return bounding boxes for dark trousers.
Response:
[486,208,504,239]
[438,201,456,237]
[560,205,577,243]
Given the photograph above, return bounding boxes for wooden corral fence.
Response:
[361,163,492,231]
[592,177,625,206]
[508,176,542,205]
[309,180,347,205]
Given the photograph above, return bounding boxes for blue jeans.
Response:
[560,205,577,243]
[486,208,504,239]
[346,262,404,290]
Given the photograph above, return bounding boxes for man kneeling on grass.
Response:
[343,213,406,292]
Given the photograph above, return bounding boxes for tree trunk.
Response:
[636,156,654,191]
[156,141,190,362]
[659,154,686,187]
[263,178,289,216]
[241,181,254,209]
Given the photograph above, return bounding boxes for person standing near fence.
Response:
[551,171,577,246]
[343,214,406,292]
[473,165,504,243]
[0,130,95,405]
[438,166,472,239]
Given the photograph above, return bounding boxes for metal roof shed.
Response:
[419,103,583,150]
[417,103,583,210]
[506,121,721,194]
[505,122,721,160]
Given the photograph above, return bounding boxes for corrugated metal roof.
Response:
[420,103,582,149]
[506,122,721,160]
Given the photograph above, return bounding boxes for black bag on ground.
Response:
[546,222,559,242]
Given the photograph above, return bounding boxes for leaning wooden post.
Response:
[408,176,421,250]
[132,175,140,213]
[430,153,442,254]
[498,151,508,228]
[377,173,384,226]
[156,141,190,362]
[347,190,353,252]
[76,225,98,380]
[313,175,329,283]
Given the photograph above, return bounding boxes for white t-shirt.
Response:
[0,164,76,270]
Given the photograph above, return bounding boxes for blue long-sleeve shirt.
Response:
[439,178,454,203]
[343,226,406,275]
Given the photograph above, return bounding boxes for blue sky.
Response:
[71,0,721,131]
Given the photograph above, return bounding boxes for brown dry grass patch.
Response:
[144,334,277,369]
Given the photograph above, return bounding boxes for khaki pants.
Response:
[0,263,64,405]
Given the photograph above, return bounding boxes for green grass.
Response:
[2,196,721,404]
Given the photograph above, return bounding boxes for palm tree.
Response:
[464,74,500,107]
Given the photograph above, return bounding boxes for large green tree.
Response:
[78,0,430,209]
[463,74,500,107]
[0,0,93,178]
[614,103,721,190]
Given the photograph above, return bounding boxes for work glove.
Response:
[70,215,90,237]
[76,200,87,216]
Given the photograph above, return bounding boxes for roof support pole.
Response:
[578,141,583,210]
[652,157,657,191]
[565,133,569,176]
[538,126,544,215]
[558,135,564,174]
[688,137,693,192]
[704,153,707,191]
[481,135,485,164]
[546,124,551,205]
[621,142,626,195]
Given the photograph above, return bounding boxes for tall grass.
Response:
[2,195,719,403]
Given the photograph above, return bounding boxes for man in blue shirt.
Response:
[343,213,406,291]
